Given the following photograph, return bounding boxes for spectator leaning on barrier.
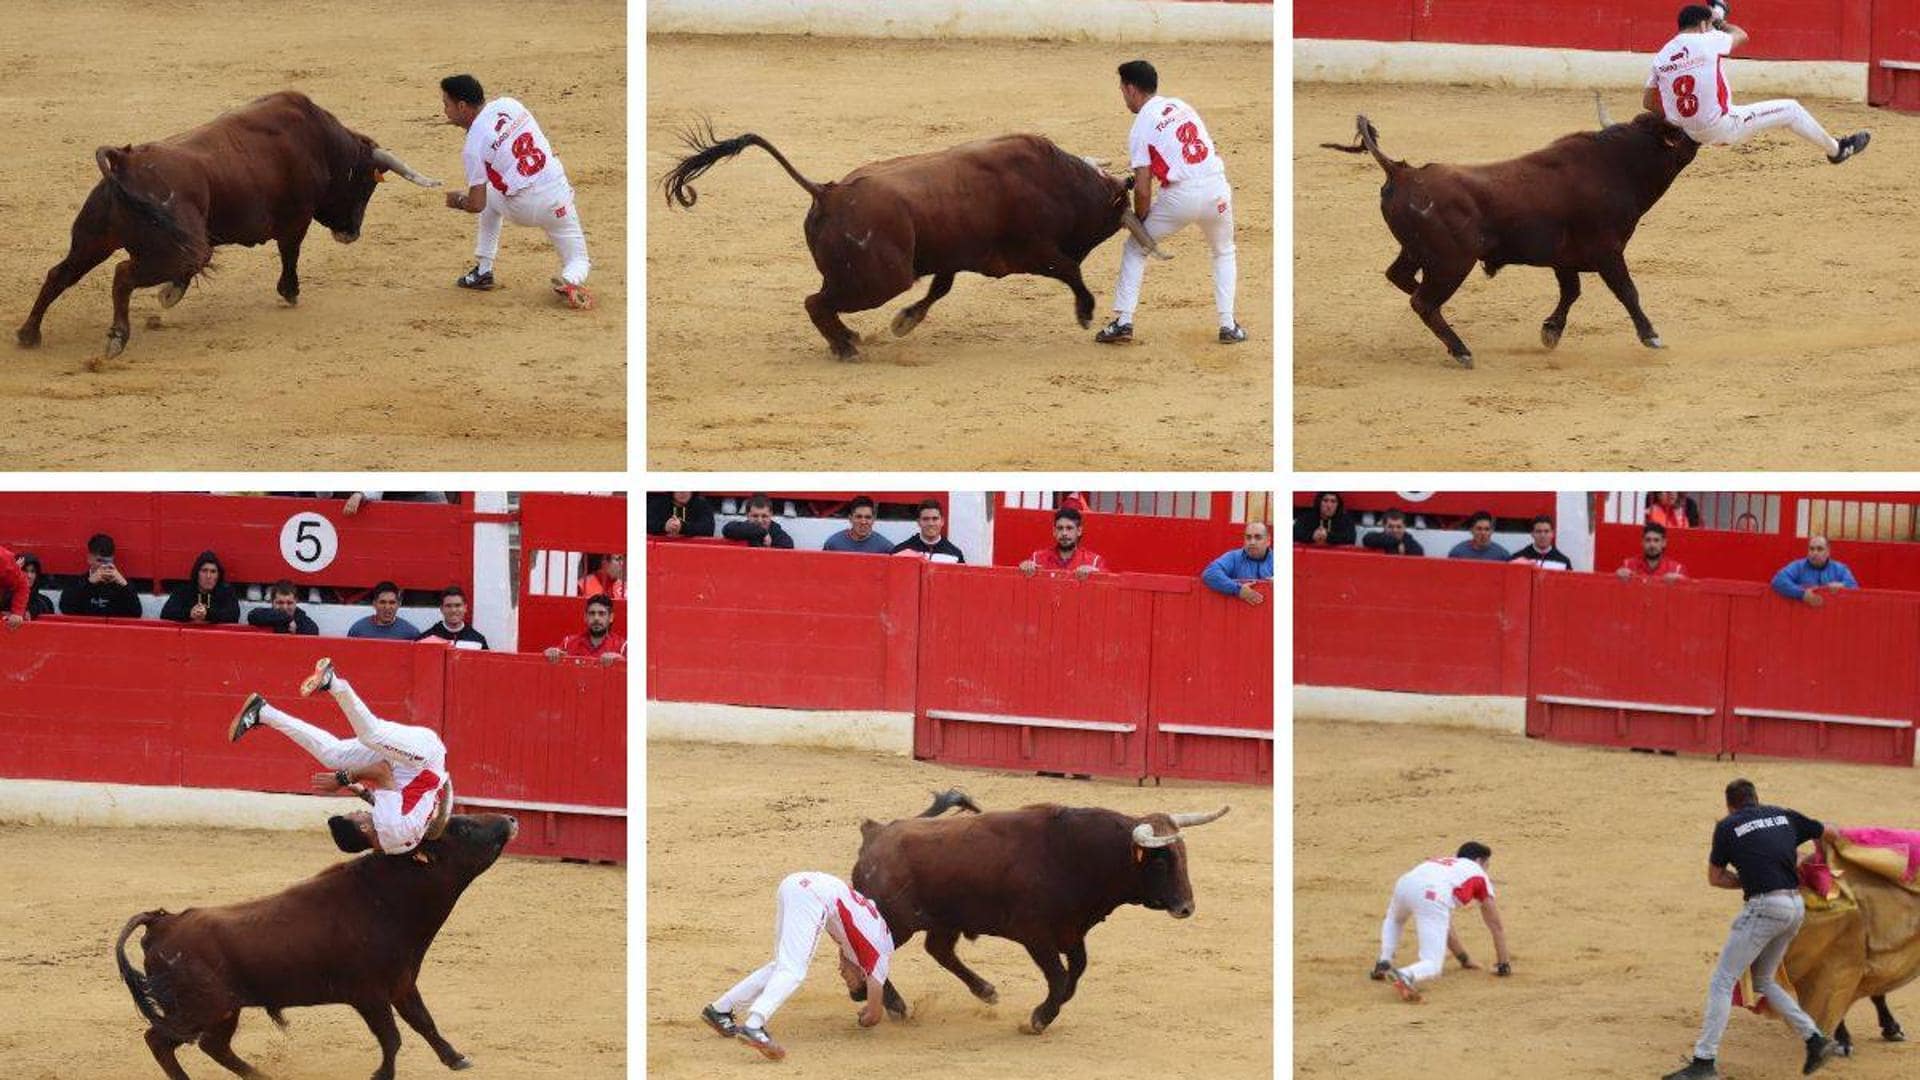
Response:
[347,582,422,641]
[1508,515,1573,571]
[417,585,489,649]
[1202,522,1273,606]
[1294,491,1356,547]
[1361,509,1426,556]
[59,533,143,618]
[1021,507,1107,579]
[160,550,242,625]
[247,579,320,636]
[582,553,626,601]
[1447,512,1510,562]
[6,552,54,622]
[648,491,717,538]
[722,494,796,550]
[1618,522,1687,580]
[823,497,895,554]
[1770,535,1858,608]
[0,544,34,630]
[891,499,966,563]
[546,594,625,666]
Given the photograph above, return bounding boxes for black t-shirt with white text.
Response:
[1709,804,1823,897]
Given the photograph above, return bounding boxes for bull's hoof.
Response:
[1641,334,1665,349]
[975,984,998,1006]
[1018,1017,1050,1036]
[158,283,186,309]
[280,292,300,307]
[447,1055,473,1070]
[890,308,923,337]
[829,342,860,361]
[1541,322,1563,349]
[15,326,39,349]
[1450,351,1474,370]
[1885,1027,1906,1042]
[103,329,128,360]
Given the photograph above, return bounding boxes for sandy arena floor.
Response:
[646,737,1274,1078]
[1295,717,1920,1079]
[646,35,1274,471]
[0,821,624,1079]
[0,1,624,469]
[1294,81,1920,470]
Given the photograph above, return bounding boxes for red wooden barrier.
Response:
[645,543,920,712]
[1295,0,1872,61]
[517,493,628,655]
[1526,574,1736,755]
[992,495,1262,576]
[1146,582,1274,783]
[0,621,626,860]
[1597,523,1920,592]
[0,492,473,594]
[1294,549,1532,697]
[1870,0,1920,109]
[916,565,1162,780]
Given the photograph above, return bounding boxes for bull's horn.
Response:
[1132,822,1180,848]
[1122,209,1172,262]
[371,147,443,188]
[1169,806,1230,829]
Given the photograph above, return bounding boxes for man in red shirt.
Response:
[0,543,32,631]
[1617,522,1687,580]
[1019,507,1107,579]
[545,594,624,665]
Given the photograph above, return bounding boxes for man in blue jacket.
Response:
[1770,536,1858,608]
[1202,522,1272,605]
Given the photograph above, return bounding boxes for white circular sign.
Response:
[279,513,340,573]
[1397,492,1435,502]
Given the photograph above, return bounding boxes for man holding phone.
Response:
[58,533,142,618]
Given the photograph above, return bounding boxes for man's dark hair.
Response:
[18,553,41,575]
[1644,521,1669,538]
[1457,841,1493,862]
[745,493,773,513]
[848,496,876,515]
[585,594,614,613]
[440,74,484,106]
[1468,511,1494,528]
[1384,508,1407,524]
[329,814,373,853]
[1726,778,1758,808]
[370,581,401,601]
[1531,514,1554,529]
[916,498,943,516]
[87,533,115,558]
[1117,60,1158,94]
[1054,507,1084,526]
[1678,4,1716,30]
[440,585,468,604]
[269,578,298,600]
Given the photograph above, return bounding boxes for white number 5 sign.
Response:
[279,513,339,573]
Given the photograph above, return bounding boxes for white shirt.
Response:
[1647,30,1736,132]
[795,873,895,984]
[1127,95,1226,186]
[462,97,568,197]
[1405,857,1496,910]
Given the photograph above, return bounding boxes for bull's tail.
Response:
[660,118,825,208]
[1319,115,1402,175]
[94,146,207,268]
[116,910,177,1034]
[917,788,982,818]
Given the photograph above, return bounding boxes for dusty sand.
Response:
[0,1,624,469]
[1293,81,1920,470]
[0,821,624,1079]
[646,35,1273,471]
[1294,717,1920,1079]
[646,737,1273,1078]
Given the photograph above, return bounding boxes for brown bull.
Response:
[1322,111,1698,367]
[849,789,1228,1033]
[660,125,1165,359]
[114,813,517,1079]
[18,91,439,360]
[1776,842,1920,1057]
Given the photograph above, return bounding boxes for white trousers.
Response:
[1111,172,1236,327]
[1379,872,1453,983]
[1688,100,1838,157]
[476,181,591,286]
[711,873,829,1029]
[259,677,448,854]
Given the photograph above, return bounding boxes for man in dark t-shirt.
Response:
[1664,778,1842,1080]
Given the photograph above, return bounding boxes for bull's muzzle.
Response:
[331,229,359,244]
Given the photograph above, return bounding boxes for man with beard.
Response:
[1293,492,1356,547]
[1618,522,1688,580]
[1020,507,1106,579]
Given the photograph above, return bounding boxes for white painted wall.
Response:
[650,0,1272,43]
[647,700,914,756]
[1293,686,1527,735]
[472,491,515,652]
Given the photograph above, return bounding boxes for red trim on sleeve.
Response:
[836,899,881,975]
[399,769,441,815]
[1452,875,1489,906]
[1715,55,1728,114]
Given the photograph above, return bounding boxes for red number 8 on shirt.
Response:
[1672,75,1700,119]
[1175,121,1209,165]
[512,132,547,178]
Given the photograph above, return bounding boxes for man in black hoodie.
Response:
[160,550,242,624]
[59,533,143,618]
[247,579,320,635]
[1293,492,1357,547]
[648,492,717,537]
